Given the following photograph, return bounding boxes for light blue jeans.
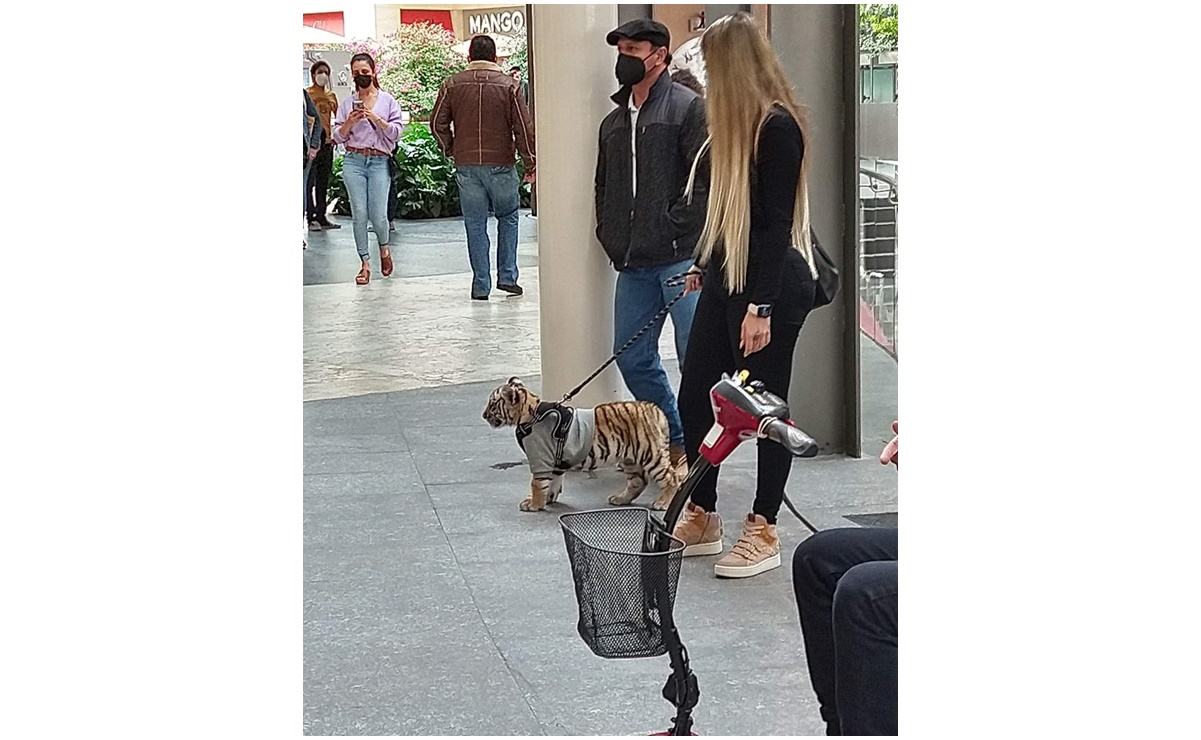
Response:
[343,152,391,259]
[455,165,520,296]
[613,258,699,447]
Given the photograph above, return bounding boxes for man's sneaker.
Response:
[497,283,523,296]
[714,513,781,578]
[307,220,323,231]
[318,221,341,230]
[672,502,723,557]
[472,293,489,301]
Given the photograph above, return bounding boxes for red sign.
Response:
[303,12,345,37]
[400,9,454,34]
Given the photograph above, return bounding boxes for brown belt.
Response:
[347,146,390,157]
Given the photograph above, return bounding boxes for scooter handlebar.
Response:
[761,418,819,458]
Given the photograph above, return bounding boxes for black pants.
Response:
[677,255,815,523]
[306,143,334,224]
[387,154,400,222]
[792,528,898,736]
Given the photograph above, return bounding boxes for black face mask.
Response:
[615,53,651,87]
[354,73,374,89]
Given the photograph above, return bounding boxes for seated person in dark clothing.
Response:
[792,421,898,736]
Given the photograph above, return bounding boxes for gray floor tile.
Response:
[302,470,426,496]
[304,630,541,736]
[303,450,416,476]
[403,424,534,485]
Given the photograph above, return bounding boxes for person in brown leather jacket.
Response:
[431,35,537,301]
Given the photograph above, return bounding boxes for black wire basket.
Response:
[559,508,685,659]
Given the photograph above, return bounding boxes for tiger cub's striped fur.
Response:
[483,377,682,512]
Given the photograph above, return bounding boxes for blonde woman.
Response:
[672,12,820,579]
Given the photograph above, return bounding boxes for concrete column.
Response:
[771,4,861,455]
[705,4,750,23]
[619,4,653,24]
[530,4,624,407]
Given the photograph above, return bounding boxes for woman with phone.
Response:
[331,52,406,285]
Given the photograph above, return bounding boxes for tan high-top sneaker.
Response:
[713,513,781,578]
[671,501,723,557]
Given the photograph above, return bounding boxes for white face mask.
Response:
[314,72,329,87]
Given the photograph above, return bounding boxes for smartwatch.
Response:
[748,303,773,318]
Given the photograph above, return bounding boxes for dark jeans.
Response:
[792,528,898,736]
[387,155,400,222]
[677,258,815,523]
[306,143,335,224]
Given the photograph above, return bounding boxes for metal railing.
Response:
[859,164,898,359]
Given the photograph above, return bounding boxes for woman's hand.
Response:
[683,267,704,295]
[880,421,898,467]
[740,312,771,356]
[339,109,363,134]
[363,109,385,128]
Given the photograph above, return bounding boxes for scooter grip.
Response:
[763,419,819,458]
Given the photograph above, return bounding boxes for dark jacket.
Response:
[431,61,536,169]
[304,90,321,160]
[595,71,708,270]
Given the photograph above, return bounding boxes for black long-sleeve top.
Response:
[703,107,805,307]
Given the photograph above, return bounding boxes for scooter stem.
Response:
[660,457,714,538]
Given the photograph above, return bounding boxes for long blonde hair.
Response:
[685,12,816,293]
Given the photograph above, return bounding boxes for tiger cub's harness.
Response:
[515,401,576,473]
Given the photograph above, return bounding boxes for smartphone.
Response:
[352,100,364,111]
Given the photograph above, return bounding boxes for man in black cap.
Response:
[595,18,708,474]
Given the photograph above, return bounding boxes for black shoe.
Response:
[318,221,341,230]
[497,283,523,296]
[307,220,323,231]
[471,293,489,301]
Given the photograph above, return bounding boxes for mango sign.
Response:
[468,8,526,36]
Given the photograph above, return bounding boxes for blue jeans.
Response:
[303,161,311,214]
[613,259,698,447]
[343,152,392,259]
[456,165,520,296]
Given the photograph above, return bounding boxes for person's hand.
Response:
[346,108,365,125]
[522,169,536,184]
[363,109,385,128]
[683,267,704,295]
[740,312,771,357]
[308,147,319,160]
[880,421,898,467]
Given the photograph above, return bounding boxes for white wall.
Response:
[302,3,378,40]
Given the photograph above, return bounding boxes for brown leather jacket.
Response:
[431,61,536,170]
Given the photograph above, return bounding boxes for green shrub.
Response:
[393,122,460,219]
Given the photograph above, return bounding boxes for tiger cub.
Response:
[482,377,682,513]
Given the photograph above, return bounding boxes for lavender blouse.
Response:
[331,90,406,153]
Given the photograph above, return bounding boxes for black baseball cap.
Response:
[606,19,671,51]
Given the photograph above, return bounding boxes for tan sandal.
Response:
[380,248,393,277]
[355,266,370,285]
